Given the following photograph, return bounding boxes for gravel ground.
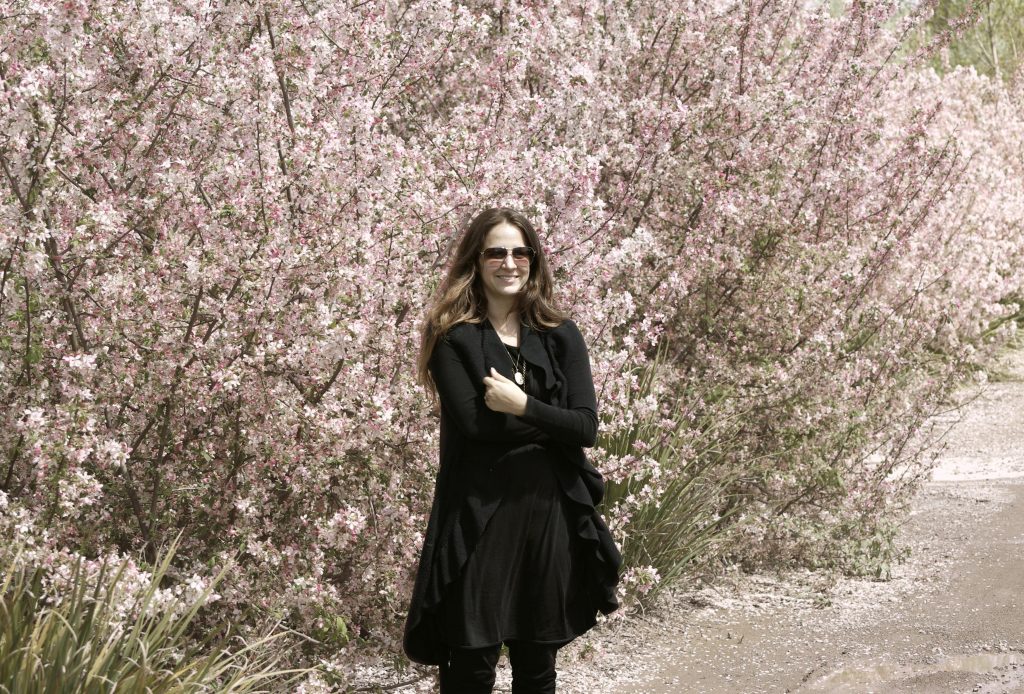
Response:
[382,349,1024,693]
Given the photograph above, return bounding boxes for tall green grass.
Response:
[0,538,306,693]
[599,343,741,605]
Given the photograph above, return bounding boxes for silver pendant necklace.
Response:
[503,344,526,387]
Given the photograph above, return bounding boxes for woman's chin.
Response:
[489,285,524,298]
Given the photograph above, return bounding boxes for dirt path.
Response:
[554,349,1024,694]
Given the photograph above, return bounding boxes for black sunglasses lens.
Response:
[483,248,506,261]
[512,247,534,260]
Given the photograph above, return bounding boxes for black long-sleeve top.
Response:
[403,317,622,665]
[426,317,599,447]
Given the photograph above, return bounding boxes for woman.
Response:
[403,207,622,693]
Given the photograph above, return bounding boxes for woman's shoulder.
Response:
[542,318,589,352]
[547,317,583,337]
[436,320,482,346]
[549,317,581,334]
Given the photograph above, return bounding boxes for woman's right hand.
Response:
[482,368,528,416]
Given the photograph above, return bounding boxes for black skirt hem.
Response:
[442,627,591,651]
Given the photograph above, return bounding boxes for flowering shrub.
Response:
[1,0,1022,680]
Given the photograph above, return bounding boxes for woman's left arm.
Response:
[518,321,599,448]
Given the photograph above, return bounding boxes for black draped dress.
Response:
[402,318,621,666]
[439,344,597,647]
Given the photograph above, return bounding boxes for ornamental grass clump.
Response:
[599,344,742,605]
[0,538,303,693]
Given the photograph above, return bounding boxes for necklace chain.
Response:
[502,343,526,388]
[490,317,526,388]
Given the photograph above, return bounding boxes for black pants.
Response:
[439,640,559,694]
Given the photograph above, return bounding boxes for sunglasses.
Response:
[479,246,536,266]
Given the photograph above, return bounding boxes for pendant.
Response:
[514,371,525,386]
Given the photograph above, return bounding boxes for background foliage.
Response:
[927,0,1024,78]
[1,0,1023,685]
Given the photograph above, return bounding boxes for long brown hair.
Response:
[417,207,567,395]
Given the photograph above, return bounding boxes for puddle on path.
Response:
[804,652,1024,691]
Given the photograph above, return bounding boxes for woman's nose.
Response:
[502,253,517,268]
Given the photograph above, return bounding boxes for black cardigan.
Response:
[402,317,622,665]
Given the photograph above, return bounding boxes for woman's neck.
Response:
[486,302,520,341]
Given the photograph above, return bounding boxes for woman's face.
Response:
[478,222,531,302]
